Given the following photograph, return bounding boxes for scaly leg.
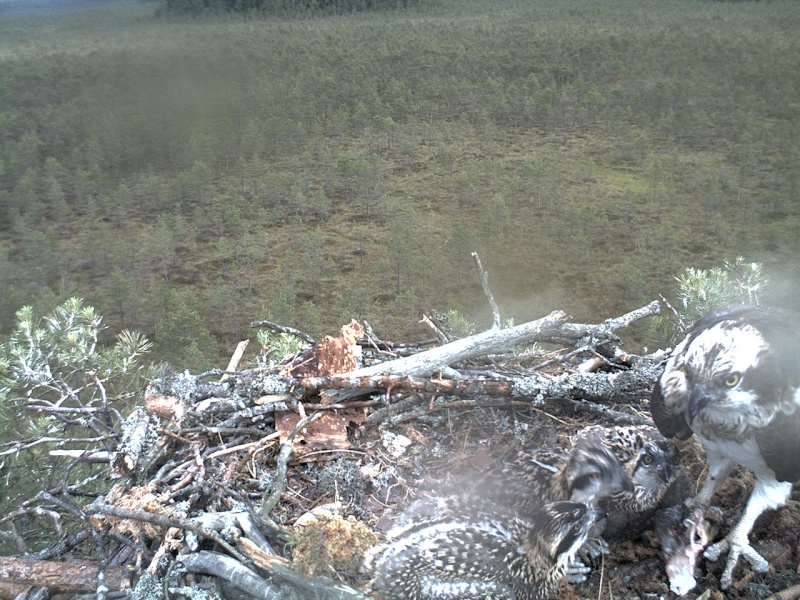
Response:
[704,479,792,589]
[693,453,735,507]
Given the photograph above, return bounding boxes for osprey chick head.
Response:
[630,439,679,489]
[528,501,601,573]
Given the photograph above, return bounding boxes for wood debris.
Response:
[7,297,775,600]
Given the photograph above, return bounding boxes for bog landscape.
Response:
[1,0,799,599]
[2,0,800,368]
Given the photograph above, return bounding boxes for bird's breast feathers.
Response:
[697,434,774,479]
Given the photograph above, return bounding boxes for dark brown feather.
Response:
[650,376,693,440]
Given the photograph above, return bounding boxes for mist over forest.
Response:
[1,0,799,370]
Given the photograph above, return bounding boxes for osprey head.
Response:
[631,439,680,488]
[531,501,602,570]
[661,315,786,439]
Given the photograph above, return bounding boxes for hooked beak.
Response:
[688,384,717,424]
[657,461,673,484]
[590,506,607,524]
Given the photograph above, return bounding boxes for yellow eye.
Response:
[724,373,741,387]
[642,454,654,465]
[573,523,582,533]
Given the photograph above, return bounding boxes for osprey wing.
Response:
[755,411,800,483]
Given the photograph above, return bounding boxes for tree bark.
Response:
[0,557,125,594]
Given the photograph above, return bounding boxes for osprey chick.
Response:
[468,436,634,513]
[650,304,800,589]
[369,498,600,600]
[572,424,685,540]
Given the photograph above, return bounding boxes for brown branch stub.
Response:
[261,412,321,519]
[287,320,364,380]
[275,410,366,461]
[143,382,188,423]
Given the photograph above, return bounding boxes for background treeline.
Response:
[0,0,799,370]
[159,0,419,17]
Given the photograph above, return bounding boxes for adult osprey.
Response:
[650,304,800,589]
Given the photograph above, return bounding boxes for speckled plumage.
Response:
[651,304,800,589]
[572,425,688,540]
[369,498,599,600]
[466,436,634,514]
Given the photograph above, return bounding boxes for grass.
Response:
[597,170,649,196]
[1,0,799,367]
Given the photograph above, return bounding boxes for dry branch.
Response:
[249,320,316,344]
[307,360,658,398]
[766,584,800,600]
[471,252,501,329]
[0,557,125,594]
[329,301,657,383]
[0,302,669,599]
[178,551,280,599]
[145,302,662,410]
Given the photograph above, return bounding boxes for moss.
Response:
[292,513,379,584]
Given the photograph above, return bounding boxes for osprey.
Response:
[650,304,800,589]
[369,497,600,600]
[466,436,634,514]
[571,425,687,541]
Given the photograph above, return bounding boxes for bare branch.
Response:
[261,412,321,518]
[0,557,125,594]
[249,320,316,345]
[86,499,246,563]
[177,551,280,600]
[221,340,250,382]
[472,251,501,329]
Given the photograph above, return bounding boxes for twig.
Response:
[205,433,280,460]
[248,320,316,345]
[260,412,321,518]
[361,321,399,357]
[472,252,501,329]
[357,394,423,435]
[568,399,651,426]
[420,314,452,344]
[765,584,800,600]
[221,340,250,382]
[0,435,118,457]
[597,552,605,600]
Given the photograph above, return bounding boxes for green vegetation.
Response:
[0,299,151,527]
[654,257,767,343]
[159,0,418,17]
[1,0,799,369]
